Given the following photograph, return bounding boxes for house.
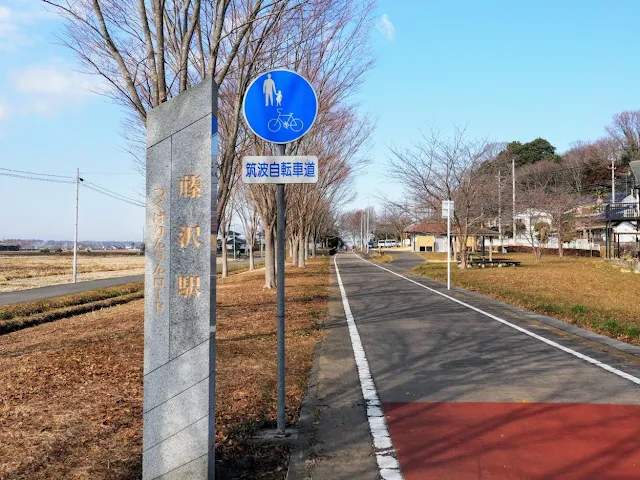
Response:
[217,230,249,254]
[0,244,20,251]
[405,222,499,253]
[603,160,640,258]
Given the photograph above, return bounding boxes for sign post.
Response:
[442,200,454,290]
[243,69,318,435]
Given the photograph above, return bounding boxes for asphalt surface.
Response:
[333,252,640,480]
[0,257,261,306]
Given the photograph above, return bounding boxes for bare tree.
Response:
[234,184,261,269]
[339,209,364,247]
[606,110,640,165]
[387,126,498,268]
[370,202,409,245]
[45,0,294,228]
[515,157,581,259]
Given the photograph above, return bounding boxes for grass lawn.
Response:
[414,253,640,345]
[0,259,329,479]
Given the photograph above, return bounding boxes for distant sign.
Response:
[243,69,318,144]
[442,200,454,219]
[242,156,318,184]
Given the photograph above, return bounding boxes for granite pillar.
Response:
[144,78,217,479]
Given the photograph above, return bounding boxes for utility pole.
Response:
[366,206,370,253]
[498,169,502,246]
[512,157,516,245]
[610,157,616,204]
[73,168,80,283]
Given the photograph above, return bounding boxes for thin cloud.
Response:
[0,2,56,51]
[0,100,8,121]
[376,14,395,42]
[8,60,99,116]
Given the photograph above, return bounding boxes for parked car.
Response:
[384,239,396,247]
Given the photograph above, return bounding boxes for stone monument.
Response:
[143,77,217,479]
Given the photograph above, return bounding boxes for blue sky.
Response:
[1,1,638,240]
[353,0,640,208]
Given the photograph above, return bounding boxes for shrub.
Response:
[505,246,600,257]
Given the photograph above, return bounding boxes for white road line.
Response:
[334,256,404,480]
[355,254,640,387]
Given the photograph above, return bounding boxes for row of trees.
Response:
[47,0,375,288]
[338,204,413,248]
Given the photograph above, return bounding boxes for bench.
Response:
[468,258,521,268]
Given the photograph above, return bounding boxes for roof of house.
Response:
[405,222,500,237]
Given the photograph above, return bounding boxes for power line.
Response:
[81,182,144,207]
[82,180,143,204]
[0,171,75,184]
[0,167,73,179]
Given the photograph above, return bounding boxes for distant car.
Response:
[377,241,385,247]
[384,239,396,247]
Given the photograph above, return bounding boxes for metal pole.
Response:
[447,206,451,290]
[611,158,616,203]
[73,168,79,283]
[512,157,516,245]
[276,143,286,435]
[366,206,370,253]
[498,169,502,247]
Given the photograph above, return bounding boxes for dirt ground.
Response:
[0,259,329,479]
[0,254,145,292]
[0,254,240,292]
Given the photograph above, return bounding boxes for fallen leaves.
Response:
[0,258,329,480]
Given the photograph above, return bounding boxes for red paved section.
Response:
[384,402,640,480]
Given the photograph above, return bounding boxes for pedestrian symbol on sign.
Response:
[243,69,318,144]
[263,74,277,106]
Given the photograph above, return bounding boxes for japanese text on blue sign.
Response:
[242,156,318,184]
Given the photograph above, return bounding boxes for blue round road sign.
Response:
[243,69,318,144]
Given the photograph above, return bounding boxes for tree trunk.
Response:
[534,246,542,263]
[264,226,276,289]
[311,236,316,257]
[459,239,468,268]
[298,234,306,268]
[249,245,255,270]
[558,234,564,257]
[292,237,299,267]
[221,234,228,278]
[304,232,310,261]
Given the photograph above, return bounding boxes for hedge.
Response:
[505,246,600,257]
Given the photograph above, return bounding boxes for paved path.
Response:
[331,252,640,480]
[0,275,145,306]
[0,258,262,306]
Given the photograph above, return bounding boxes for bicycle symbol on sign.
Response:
[267,109,303,133]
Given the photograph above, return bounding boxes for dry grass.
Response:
[0,254,145,292]
[414,253,640,344]
[371,254,394,263]
[0,283,144,335]
[416,252,449,262]
[0,259,330,479]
